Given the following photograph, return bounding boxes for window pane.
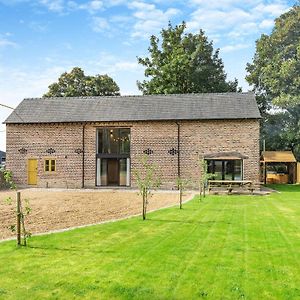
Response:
[96,158,101,185]
[234,160,242,180]
[97,129,103,153]
[51,160,56,172]
[120,129,130,154]
[126,158,130,186]
[224,161,234,180]
[214,161,223,180]
[97,128,110,154]
[207,160,213,174]
[45,160,49,172]
[109,129,119,154]
[101,159,108,186]
[119,159,127,186]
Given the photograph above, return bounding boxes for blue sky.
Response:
[0,0,296,150]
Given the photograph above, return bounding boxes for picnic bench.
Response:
[208,180,254,194]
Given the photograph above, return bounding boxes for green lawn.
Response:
[0,185,300,300]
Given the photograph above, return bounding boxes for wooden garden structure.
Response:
[261,151,297,184]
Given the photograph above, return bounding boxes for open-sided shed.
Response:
[261,151,297,184]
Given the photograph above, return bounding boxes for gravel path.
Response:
[0,188,193,240]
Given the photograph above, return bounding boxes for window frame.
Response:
[44,159,56,173]
[206,159,243,181]
[96,127,130,158]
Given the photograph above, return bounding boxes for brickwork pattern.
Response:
[6,123,84,188]
[6,119,260,189]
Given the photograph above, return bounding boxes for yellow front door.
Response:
[28,159,38,185]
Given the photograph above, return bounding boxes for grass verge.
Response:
[0,185,300,299]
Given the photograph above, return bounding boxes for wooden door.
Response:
[28,159,38,185]
[107,159,119,185]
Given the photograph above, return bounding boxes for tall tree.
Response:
[43,67,120,97]
[246,4,300,159]
[137,22,239,95]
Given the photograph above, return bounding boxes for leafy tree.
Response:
[134,156,161,220]
[176,177,190,209]
[198,158,213,200]
[1,169,31,246]
[44,67,120,97]
[137,22,240,95]
[246,4,300,159]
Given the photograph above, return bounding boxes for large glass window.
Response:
[96,158,130,186]
[97,128,130,155]
[96,128,130,186]
[206,160,243,181]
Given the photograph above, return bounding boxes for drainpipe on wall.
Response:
[175,121,180,179]
[82,123,86,188]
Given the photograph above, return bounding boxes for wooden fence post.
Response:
[16,192,21,246]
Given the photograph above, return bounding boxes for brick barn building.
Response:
[4,93,260,189]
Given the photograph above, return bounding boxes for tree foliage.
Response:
[137,22,240,95]
[43,67,120,97]
[176,177,190,209]
[198,158,213,200]
[134,156,161,220]
[1,169,31,246]
[246,5,300,159]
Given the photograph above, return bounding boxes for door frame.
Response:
[96,157,131,187]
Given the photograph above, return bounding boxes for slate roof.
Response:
[204,151,249,160]
[4,92,260,124]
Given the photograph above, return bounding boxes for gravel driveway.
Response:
[0,188,193,240]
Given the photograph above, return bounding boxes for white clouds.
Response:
[87,51,143,74]
[29,21,48,32]
[186,0,290,49]
[0,64,72,150]
[88,0,102,10]
[253,3,289,17]
[0,37,18,48]
[91,17,110,32]
[114,61,141,72]
[221,43,251,53]
[37,0,128,14]
[189,0,252,9]
[259,19,274,29]
[38,0,64,12]
[129,1,181,38]
[188,8,252,33]
[68,0,103,14]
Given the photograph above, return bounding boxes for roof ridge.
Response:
[23,92,254,101]
[5,91,260,124]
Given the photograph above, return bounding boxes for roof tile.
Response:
[4,92,260,124]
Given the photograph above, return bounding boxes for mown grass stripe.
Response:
[0,186,300,299]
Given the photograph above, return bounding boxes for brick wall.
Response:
[6,119,260,189]
[6,123,84,188]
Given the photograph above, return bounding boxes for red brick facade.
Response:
[6,119,260,189]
